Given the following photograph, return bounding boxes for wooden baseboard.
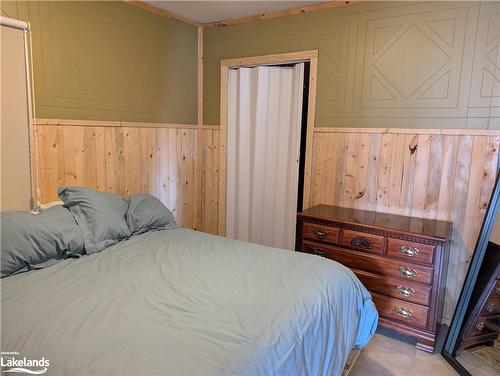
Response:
[34,118,220,130]
[314,127,500,136]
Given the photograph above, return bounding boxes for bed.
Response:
[1,189,377,376]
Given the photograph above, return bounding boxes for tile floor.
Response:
[349,333,499,376]
[457,347,500,376]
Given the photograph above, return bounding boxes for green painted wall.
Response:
[204,1,499,128]
[1,1,197,124]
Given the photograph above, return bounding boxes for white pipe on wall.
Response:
[0,16,28,31]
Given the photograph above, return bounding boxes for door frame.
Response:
[218,50,318,235]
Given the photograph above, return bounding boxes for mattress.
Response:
[1,228,377,375]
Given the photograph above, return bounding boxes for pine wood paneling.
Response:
[307,130,500,320]
[36,123,219,234]
[35,118,499,320]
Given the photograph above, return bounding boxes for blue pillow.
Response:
[1,206,85,277]
[126,194,179,235]
[58,187,130,254]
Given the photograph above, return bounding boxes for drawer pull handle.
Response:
[397,286,416,297]
[351,236,373,250]
[400,245,420,257]
[313,229,328,239]
[394,306,413,318]
[475,322,485,332]
[312,248,327,257]
[486,303,496,313]
[399,266,417,278]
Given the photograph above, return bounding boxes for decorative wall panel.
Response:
[0,1,198,124]
[203,10,359,124]
[468,2,500,117]
[204,1,498,128]
[357,5,469,114]
[277,14,358,116]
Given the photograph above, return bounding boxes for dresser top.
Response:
[299,205,452,240]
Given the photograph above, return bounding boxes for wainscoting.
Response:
[308,128,500,320]
[35,119,499,320]
[35,119,219,234]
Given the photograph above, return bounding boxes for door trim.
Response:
[218,50,318,235]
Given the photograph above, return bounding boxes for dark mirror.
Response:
[443,172,500,375]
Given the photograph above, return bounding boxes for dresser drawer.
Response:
[492,280,500,298]
[387,238,436,265]
[470,317,500,336]
[372,292,430,329]
[302,222,340,244]
[341,230,385,255]
[480,299,500,316]
[302,241,434,285]
[476,281,500,317]
[297,204,451,353]
[354,270,432,306]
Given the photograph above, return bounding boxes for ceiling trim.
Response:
[124,1,358,29]
[123,1,200,26]
[203,0,356,28]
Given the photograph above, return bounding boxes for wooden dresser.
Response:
[456,241,500,355]
[297,205,452,352]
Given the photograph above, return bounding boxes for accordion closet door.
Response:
[226,63,304,250]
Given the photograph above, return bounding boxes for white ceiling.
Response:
[144,1,327,23]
